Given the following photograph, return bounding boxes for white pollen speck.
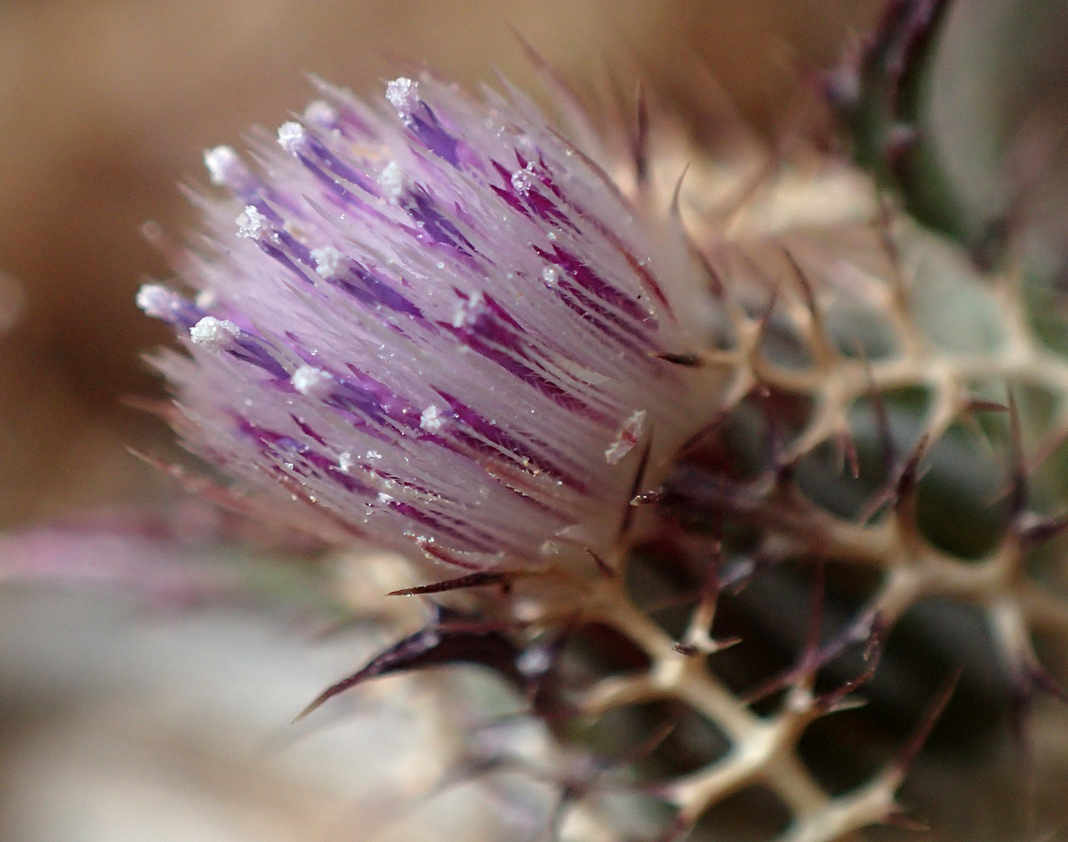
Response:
[195,289,218,308]
[277,121,306,153]
[303,100,337,128]
[420,405,446,432]
[136,284,183,319]
[311,246,344,279]
[541,267,558,287]
[377,492,394,504]
[385,77,418,114]
[189,316,239,350]
[291,365,333,398]
[510,165,536,194]
[452,291,485,328]
[203,146,244,187]
[377,160,405,200]
[367,450,382,460]
[547,231,557,242]
[235,205,268,239]
[338,451,354,473]
[605,410,647,464]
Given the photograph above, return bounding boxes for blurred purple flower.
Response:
[140,74,716,570]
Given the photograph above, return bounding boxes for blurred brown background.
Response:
[0,0,883,528]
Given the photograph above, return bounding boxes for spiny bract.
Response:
[140,54,1068,842]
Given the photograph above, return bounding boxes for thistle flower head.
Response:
[141,74,718,570]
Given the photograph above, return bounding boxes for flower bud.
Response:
[141,74,719,570]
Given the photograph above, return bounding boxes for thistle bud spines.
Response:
[140,62,1068,842]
